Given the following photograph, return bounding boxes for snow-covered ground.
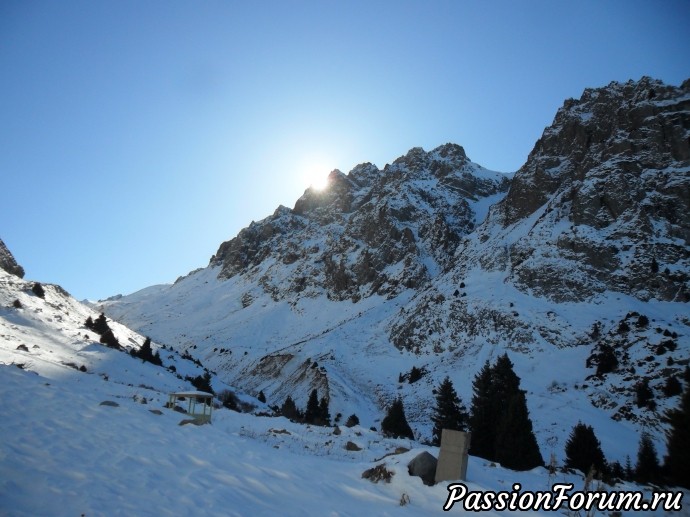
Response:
[4,360,688,517]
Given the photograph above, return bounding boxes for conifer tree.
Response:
[635,433,659,484]
[664,376,690,488]
[281,395,301,421]
[468,354,542,469]
[99,329,120,349]
[565,422,607,476]
[635,379,654,408]
[92,313,110,335]
[469,360,495,460]
[139,337,154,361]
[494,391,544,471]
[257,391,266,403]
[133,337,162,366]
[663,376,682,397]
[191,372,213,394]
[304,389,320,424]
[431,376,468,446]
[609,461,624,481]
[491,354,521,400]
[318,396,331,426]
[624,455,634,481]
[381,397,414,439]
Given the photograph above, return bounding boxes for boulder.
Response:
[408,451,438,486]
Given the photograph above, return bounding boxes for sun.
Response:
[301,159,332,191]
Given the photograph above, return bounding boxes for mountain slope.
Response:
[103,78,689,465]
[0,266,219,400]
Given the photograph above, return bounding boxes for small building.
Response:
[168,391,214,424]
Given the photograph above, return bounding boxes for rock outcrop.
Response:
[0,239,25,278]
[487,77,690,302]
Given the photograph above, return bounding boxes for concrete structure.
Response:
[435,429,471,484]
[168,391,213,424]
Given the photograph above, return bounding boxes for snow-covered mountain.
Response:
[102,77,689,467]
[2,77,690,516]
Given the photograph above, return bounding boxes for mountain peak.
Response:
[211,144,509,297]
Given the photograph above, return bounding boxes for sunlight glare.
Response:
[301,159,332,191]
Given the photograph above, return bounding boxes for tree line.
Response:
[379,353,688,488]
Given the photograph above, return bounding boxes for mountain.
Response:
[102,77,689,464]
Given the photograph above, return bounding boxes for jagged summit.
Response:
[0,238,25,278]
[210,143,510,300]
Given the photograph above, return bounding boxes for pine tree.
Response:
[304,389,320,424]
[191,372,213,394]
[99,329,120,349]
[664,377,690,488]
[281,395,301,421]
[468,354,542,469]
[596,345,618,375]
[408,366,423,384]
[431,376,468,446]
[381,397,414,439]
[491,354,521,400]
[257,391,266,403]
[651,256,659,274]
[624,455,634,481]
[92,313,110,335]
[635,433,659,484]
[609,461,625,481]
[469,360,495,460]
[139,337,154,361]
[85,316,94,329]
[318,396,331,426]
[635,379,654,408]
[565,422,607,476]
[494,391,544,471]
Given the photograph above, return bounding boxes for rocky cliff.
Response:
[0,238,25,278]
[210,143,511,302]
[491,77,690,303]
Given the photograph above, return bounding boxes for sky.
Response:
[1,0,688,301]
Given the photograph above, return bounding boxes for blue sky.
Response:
[1,0,688,300]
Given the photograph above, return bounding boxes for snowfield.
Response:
[1,269,688,516]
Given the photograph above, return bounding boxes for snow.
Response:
[2,357,687,516]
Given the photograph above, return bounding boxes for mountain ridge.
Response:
[101,77,689,458]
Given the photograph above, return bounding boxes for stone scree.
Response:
[435,429,470,484]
